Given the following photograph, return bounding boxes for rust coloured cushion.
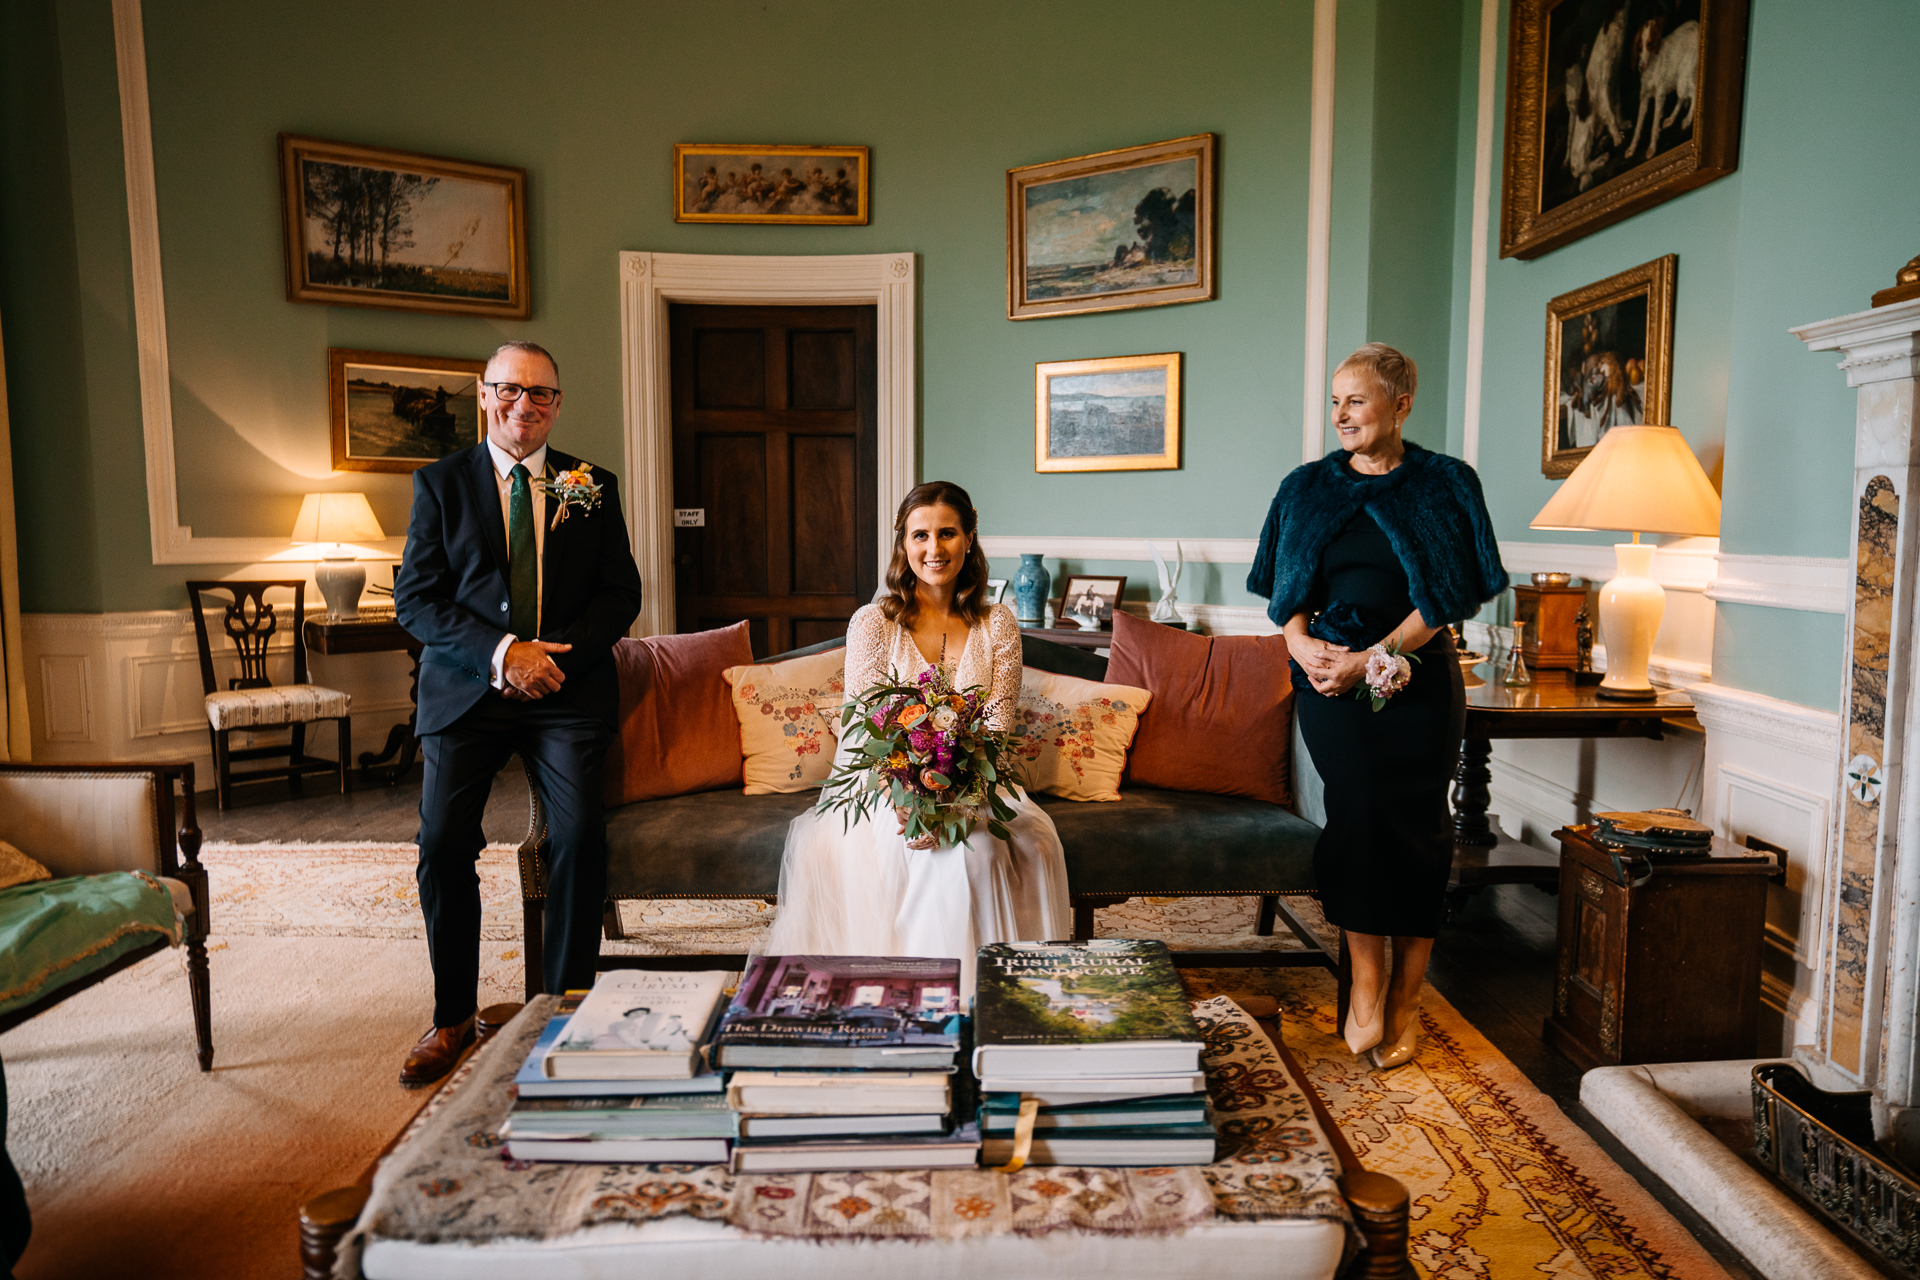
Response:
[1105,610,1294,807]
[604,623,755,805]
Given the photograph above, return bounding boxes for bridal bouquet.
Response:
[818,667,1021,850]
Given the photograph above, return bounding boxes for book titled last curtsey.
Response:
[541,969,731,1080]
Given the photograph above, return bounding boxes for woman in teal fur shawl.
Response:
[1249,344,1506,1073]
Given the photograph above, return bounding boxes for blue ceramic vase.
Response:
[1012,554,1049,625]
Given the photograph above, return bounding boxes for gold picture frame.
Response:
[1500,0,1749,260]
[1007,135,1215,321]
[673,144,870,224]
[1542,255,1676,478]
[328,348,486,474]
[1035,352,1182,474]
[280,135,530,319]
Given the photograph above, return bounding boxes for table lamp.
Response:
[1528,425,1720,700]
[291,492,386,620]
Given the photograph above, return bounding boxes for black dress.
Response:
[1294,508,1466,938]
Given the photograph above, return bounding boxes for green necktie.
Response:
[508,463,537,641]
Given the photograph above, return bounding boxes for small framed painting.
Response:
[328,348,486,474]
[280,135,530,319]
[1500,0,1749,259]
[1007,134,1215,320]
[1542,255,1676,477]
[1059,576,1127,630]
[1035,352,1181,474]
[674,144,870,224]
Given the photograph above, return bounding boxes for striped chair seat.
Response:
[203,684,351,730]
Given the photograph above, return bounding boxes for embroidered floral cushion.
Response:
[0,841,51,892]
[1012,669,1152,802]
[606,624,755,805]
[1106,610,1294,807]
[722,649,847,795]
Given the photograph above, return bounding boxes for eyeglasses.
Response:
[484,382,561,406]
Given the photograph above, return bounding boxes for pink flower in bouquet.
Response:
[1364,647,1412,699]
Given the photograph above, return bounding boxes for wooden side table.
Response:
[303,612,424,785]
[1542,824,1776,1070]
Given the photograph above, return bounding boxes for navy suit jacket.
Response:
[395,443,644,736]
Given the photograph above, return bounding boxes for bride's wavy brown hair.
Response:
[879,481,993,628]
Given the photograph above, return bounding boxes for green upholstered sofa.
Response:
[0,762,212,1070]
[515,633,1331,997]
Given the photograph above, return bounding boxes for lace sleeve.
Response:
[843,605,892,694]
[984,605,1023,732]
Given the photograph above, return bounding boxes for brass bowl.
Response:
[1531,571,1573,587]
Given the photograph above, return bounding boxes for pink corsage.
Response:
[1359,643,1418,712]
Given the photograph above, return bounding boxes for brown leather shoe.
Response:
[398,1016,475,1088]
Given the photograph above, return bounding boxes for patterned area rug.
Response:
[203,841,1727,1278]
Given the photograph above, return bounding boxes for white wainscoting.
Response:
[21,611,415,790]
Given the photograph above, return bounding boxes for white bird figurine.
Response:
[1148,539,1184,625]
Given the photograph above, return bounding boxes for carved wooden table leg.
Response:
[299,1185,370,1280]
[358,646,424,785]
[1452,735,1496,845]
[1341,1170,1414,1279]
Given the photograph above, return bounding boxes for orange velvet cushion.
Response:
[1105,610,1294,807]
[604,623,754,805]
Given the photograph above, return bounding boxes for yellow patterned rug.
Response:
[200,841,1728,1278]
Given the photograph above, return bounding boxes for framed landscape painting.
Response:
[1035,352,1182,474]
[1500,0,1748,259]
[328,349,486,474]
[674,144,870,224]
[1542,255,1675,477]
[281,136,530,319]
[1007,135,1215,320]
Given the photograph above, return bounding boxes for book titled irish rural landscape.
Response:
[972,940,1203,1077]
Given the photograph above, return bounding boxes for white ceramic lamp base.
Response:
[1596,542,1663,701]
[314,557,366,621]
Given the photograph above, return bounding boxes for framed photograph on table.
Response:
[280,135,529,318]
[1007,134,1214,320]
[328,349,486,474]
[1499,0,1749,259]
[1542,254,1675,477]
[673,144,870,224]
[1035,352,1181,474]
[1059,576,1127,630]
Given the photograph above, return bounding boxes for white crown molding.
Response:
[1706,552,1850,614]
[619,251,916,639]
[1460,0,1498,467]
[978,535,1258,566]
[1689,683,1840,758]
[111,1,406,566]
[1793,299,1920,386]
[1301,0,1336,467]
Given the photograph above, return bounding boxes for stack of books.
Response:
[972,939,1217,1166]
[503,969,734,1163]
[710,954,980,1173]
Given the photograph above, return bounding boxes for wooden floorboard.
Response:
[197,763,530,845]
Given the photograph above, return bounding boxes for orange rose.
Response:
[897,704,929,728]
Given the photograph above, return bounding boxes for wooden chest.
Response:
[1543,825,1775,1070]
[1512,583,1588,670]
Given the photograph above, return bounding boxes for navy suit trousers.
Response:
[417,692,610,1025]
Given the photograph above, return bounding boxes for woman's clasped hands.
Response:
[1287,632,1369,696]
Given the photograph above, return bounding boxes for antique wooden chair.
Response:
[186,580,351,810]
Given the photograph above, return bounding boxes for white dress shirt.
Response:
[485,439,548,688]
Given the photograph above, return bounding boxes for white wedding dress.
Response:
[759,602,1072,992]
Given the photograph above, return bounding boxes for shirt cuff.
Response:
[489,632,515,690]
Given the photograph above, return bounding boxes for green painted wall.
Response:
[1448,0,1920,713]
[7,0,1386,616]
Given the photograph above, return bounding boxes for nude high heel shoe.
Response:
[1369,1010,1419,1071]
[1342,987,1385,1056]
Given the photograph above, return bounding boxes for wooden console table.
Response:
[302,613,424,786]
[1447,669,1697,911]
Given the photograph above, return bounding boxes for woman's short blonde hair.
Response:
[1335,343,1418,404]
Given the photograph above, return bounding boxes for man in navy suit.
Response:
[393,341,643,1085]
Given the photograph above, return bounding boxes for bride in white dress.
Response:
[760,482,1071,991]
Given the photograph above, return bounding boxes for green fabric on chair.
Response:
[0,872,181,1016]
[1035,787,1320,898]
[603,790,819,900]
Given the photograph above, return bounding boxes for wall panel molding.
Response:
[1460,0,1499,466]
[1301,0,1337,466]
[1706,552,1850,614]
[618,251,916,639]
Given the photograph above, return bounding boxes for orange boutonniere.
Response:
[534,462,603,528]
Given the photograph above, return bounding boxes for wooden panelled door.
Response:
[669,304,878,656]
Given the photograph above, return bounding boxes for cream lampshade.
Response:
[291,493,386,620]
[1529,425,1720,700]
